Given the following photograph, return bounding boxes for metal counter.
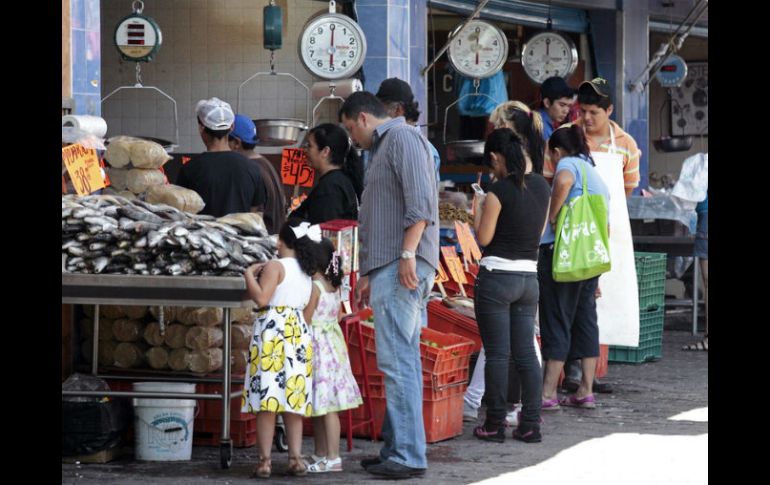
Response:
[62,272,252,468]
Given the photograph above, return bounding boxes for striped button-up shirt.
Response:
[358,117,440,276]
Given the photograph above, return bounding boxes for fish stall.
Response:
[62,194,277,468]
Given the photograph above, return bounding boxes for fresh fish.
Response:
[133,263,148,271]
[92,257,109,273]
[147,231,164,248]
[68,246,85,256]
[72,207,99,219]
[89,242,108,251]
[134,236,148,248]
[216,257,231,269]
[117,240,131,249]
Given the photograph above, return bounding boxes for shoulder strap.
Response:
[312,279,326,293]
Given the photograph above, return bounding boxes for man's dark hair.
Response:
[384,100,421,123]
[577,86,612,110]
[199,119,230,140]
[339,91,388,122]
[229,135,257,151]
[541,76,575,106]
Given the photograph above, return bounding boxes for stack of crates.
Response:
[347,322,475,442]
[193,382,256,448]
[609,252,667,363]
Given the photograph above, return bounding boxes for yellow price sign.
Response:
[454,221,482,263]
[62,144,105,195]
[440,246,468,285]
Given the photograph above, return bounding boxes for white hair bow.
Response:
[291,222,322,242]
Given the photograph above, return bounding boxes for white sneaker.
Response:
[505,405,522,427]
[463,401,478,422]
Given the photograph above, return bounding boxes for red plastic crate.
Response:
[196,382,253,421]
[193,416,257,447]
[427,300,482,352]
[423,367,469,401]
[420,327,475,374]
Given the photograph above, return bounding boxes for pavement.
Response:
[61,324,708,484]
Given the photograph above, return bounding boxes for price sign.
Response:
[62,144,106,195]
[441,246,467,285]
[281,148,315,187]
[454,221,482,263]
[435,261,449,283]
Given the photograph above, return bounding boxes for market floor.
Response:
[61,330,708,484]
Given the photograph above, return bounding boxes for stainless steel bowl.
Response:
[253,119,309,146]
[653,136,693,153]
[446,140,485,163]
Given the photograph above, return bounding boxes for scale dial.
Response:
[447,20,509,79]
[655,55,688,88]
[299,13,367,80]
[521,31,578,84]
[114,14,162,62]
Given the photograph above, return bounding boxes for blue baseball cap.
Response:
[230,114,258,144]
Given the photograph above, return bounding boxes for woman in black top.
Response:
[471,128,551,444]
[290,123,363,224]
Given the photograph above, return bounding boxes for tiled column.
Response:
[70,0,101,116]
[358,1,428,131]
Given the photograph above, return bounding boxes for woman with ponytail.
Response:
[470,128,551,444]
[538,124,610,412]
[489,101,546,175]
[290,123,363,224]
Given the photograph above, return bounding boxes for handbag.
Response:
[552,162,611,282]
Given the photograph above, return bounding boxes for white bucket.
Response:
[132,382,197,461]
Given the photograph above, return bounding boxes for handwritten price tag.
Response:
[281,148,315,187]
[435,261,449,283]
[62,144,106,195]
[440,246,468,285]
[454,221,482,263]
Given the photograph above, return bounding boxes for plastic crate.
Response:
[638,307,665,342]
[427,300,482,352]
[196,382,253,421]
[193,416,256,447]
[352,366,469,402]
[635,252,666,311]
[608,335,662,364]
[420,327,475,375]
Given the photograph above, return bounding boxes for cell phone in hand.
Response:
[471,183,485,196]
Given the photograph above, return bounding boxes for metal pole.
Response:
[420,0,491,77]
[91,304,100,375]
[221,308,232,442]
[692,256,699,335]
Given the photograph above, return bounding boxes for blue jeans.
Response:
[369,258,433,469]
[474,267,542,426]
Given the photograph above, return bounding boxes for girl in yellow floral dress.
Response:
[242,219,323,478]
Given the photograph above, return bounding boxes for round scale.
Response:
[521,31,578,84]
[447,20,509,79]
[655,55,688,88]
[114,13,162,63]
[298,5,367,80]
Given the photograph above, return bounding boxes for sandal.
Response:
[682,335,708,351]
[541,397,561,411]
[560,394,596,409]
[473,423,505,443]
[250,456,271,479]
[303,454,325,468]
[308,456,343,473]
[287,455,308,476]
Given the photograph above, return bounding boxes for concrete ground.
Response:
[62,325,708,484]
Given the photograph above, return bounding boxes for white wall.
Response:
[101,0,339,153]
[647,33,708,180]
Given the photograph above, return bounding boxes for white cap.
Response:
[196,97,235,130]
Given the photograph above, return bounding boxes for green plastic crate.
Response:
[608,335,662,364]
[638,308,665,340]
[635,252,666,311]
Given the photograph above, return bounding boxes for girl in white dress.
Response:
[242,219,323,479]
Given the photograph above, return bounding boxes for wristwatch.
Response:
[401,250,416,260]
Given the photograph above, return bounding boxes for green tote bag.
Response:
[552,162,611,282]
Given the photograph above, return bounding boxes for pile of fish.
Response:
[62,194,276,276]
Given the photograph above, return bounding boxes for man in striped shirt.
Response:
[340,91,439,480]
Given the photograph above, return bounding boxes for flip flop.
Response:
[560,394,596,409]
[682,336,708,351]
[541,397,561,411]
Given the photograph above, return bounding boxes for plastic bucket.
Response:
[132,382,197,461]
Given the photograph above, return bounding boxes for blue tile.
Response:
[358,6,388,58]
[73,94,101,116]
[388,58,408,81]
[388,0,408,6]
[362,58,388,92]
[71,0,85,30]
[85,0,100,31]
[72,29,89,94]
[388,7,409,59]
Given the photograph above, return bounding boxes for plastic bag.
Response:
[146,184,205,214]
[105,136,134,168]
[672,153,708,203]
[126,168,166,194]
[130,139,172,169]
[456,71,508,117]
[61,373,110,403]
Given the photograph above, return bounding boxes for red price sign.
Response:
[281,148,315,187]
[440,246,467,285]
[62,144,106,195]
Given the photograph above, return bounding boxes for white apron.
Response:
[591,124,640,347]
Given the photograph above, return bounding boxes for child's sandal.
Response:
[251,456,271,479]
[307,456,343,473]
[287,455,308,476]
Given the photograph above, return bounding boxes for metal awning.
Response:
[428,0,588,33]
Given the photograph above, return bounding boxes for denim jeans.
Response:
[369,257,433,469]
[474,267,542,426]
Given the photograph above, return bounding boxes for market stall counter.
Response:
[61,272,252,469]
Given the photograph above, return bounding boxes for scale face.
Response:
[447,20,509,79]
[655,54,688,88]
[521,31,578,84]
[114,14,162,62]
[299,13,367,80]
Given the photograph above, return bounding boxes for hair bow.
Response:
[291,222,322,242]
